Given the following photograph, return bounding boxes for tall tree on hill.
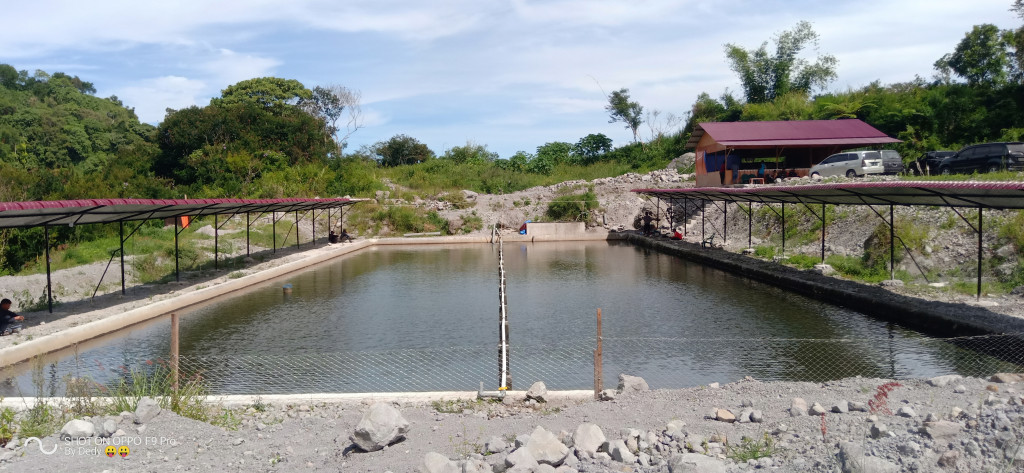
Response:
[605,88,643,143]
[724,21,837,103]
[935,24,1017,86]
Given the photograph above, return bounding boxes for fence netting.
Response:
[11,333,1024,396]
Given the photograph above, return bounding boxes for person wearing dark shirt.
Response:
[0,299,24,335]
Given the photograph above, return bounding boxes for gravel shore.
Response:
[2,374,1023,472]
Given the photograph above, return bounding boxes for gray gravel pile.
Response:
[4,374,1024,472]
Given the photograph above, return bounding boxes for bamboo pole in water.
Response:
[497,236,510,390]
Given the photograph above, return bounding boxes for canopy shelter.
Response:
[0,197,363,312]
[688,120,901,187]
[633,181,1024,300]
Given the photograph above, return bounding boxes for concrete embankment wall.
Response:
[0,231,624,367]
[627,234,1024,336]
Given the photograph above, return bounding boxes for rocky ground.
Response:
[3,373,1024,472]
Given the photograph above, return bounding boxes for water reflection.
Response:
[1,241,1021,395]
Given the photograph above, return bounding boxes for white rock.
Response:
[572,423,606,459]
[422,452,460,473]
[60,419,95,439]
[505,447,539,469]
[929,375,962,387]
[809,403,827,415]
[838,442,899,473]
[608,439,636,464]
[349,403,410,452]
[896,406,916,418]
[134,397,161,424]
[667,453,728,473]
[525,426,568,466]
[832,401,849,414]
[954,385,967,394]
[617,374,649,394]
[790,398,808,417]
[526,381,548,403]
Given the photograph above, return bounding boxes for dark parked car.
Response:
[911,151,956,175]
[937,142,1024,175]
[879,150,903,174]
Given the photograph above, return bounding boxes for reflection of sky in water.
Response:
[2,241,1021,395]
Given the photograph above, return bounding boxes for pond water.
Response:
[2,241,1020,395]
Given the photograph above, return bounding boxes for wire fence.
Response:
[10,333,1024,396]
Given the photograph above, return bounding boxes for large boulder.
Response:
[526,381,548,403]
[837,441,899,473]
[667,453,728,473]
[572,423,606,458]
[134,397,161,424]
[421,452,460,473]
[350,403,410,452]
[60,419,95,439]
[505,447,539,469]
[617,374,649,394]
[525,426,568,466]
[609,439,636,464]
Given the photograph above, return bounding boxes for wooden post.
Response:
[170,313,179,406]
[594,308,603,399]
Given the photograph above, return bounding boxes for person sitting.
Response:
[757,163,766,178]
[0,299,25,336]
[339,228,353,243]
[672,228,683,240]
[329,230,339,244]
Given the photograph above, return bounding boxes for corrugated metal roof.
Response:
[0,197,363,229]
[633,181,1024,209]
[685,119,901,149]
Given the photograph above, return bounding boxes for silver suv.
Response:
[809,151,884,178]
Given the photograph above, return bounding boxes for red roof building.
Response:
[689,119,900,187]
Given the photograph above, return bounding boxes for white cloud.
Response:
[198,49,281,90]
[116,76,206,124]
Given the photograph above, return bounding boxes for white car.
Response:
[809,151,885,178]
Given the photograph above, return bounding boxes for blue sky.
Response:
[1,0,1019,158]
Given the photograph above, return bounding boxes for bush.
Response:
[546,188,598,222]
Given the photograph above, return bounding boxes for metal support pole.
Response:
[683,198,687,236]
[295,210,300,249]
[119,221,126,295]
[170,313,179,406]
[977,208,983,300]
[594,308,603,399]
[246,213,250,257]
[273,212,277,253]
[214,214,219,270]
[174,217,180,282]
[668,199,673,233]
[889,205,895,280]
[781,203,786,256]
[312,209,316,247]
[723,202,728,243]
[656,197,661,236]
[701,200,706,241]
[748,203,753,249]
[327,208,331,235]
[820,203,826,264]
[44,226,53,313]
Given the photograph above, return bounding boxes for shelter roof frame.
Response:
[0,198,362,229]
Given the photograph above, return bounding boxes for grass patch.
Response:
[726,433,779,462]
[784,253,819,270]
[905,171,1023,182]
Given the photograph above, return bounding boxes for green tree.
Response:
[570,133,613,164]
[372,134,434,167]
[605,88,643,142]
[441,141,498,164]
[724,21,837,103]
[934,24,1015,86]
[213,77,312,109]
[535,141,572,165]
